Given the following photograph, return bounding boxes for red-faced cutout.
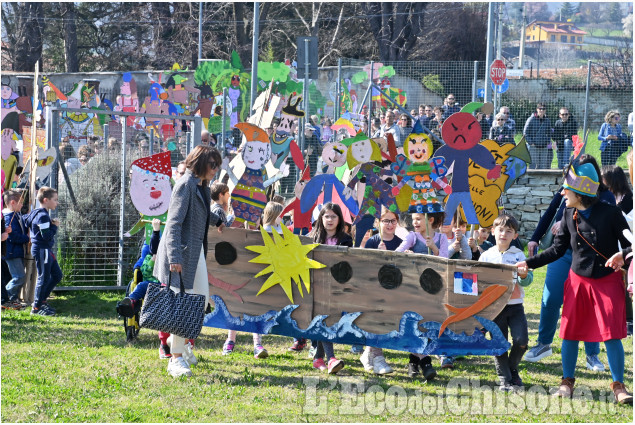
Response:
[441,112,482,151]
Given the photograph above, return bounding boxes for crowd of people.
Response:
[2,97,633,405]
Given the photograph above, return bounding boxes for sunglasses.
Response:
[560,113,569,116]
[537,107,546,110]
[497,119,505,121]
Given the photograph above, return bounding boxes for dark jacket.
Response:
[523,114,552,148]
[2,210,29,259]
[526,202,631,278]
[23,208,57,251]
[552,117,579,150]
[489,125,515,146]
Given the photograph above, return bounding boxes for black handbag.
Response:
[139,272,207,340]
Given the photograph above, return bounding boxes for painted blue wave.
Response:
[204,295,511,356]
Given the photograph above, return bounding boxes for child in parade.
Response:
[24,187,62,316]
[358,208,402,374]
[308,202,352,374]
[2,190,29,306]
[396,211,446,380]
[518,162,633,404]
[210,181,233,227]
[480,213,533,391]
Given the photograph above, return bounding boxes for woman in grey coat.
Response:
[154,145,224,378]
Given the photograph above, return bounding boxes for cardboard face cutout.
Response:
[441,113,482,151]
[404,133,433,164]
[242,141,271,171]
[321,142,348,168]
[129,152,173,217]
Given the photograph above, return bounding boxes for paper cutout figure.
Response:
[391,121,450,213]
[35,147,57,181]
[439,284,508,338]
[115,72,139,128]
[280,165,314,235]
[341,132,399,245]
[1,112,20,191]
[300,141,360,216]
[1,83,20,123]
[270,94,304,169]
[331,117,356,137]
[435,112,501,225]
[246,225,326,303]
[248,81,281,130]
[60,82,98,144]
[165,63,200,115]
[125,151,172,243]
[225,122,289,228]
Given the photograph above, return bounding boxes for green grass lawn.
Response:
[1,265,633,422]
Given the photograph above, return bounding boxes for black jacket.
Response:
[526,202,631,278]
[552,117,579,150]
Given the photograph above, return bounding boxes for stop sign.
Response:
[490,59,506,85]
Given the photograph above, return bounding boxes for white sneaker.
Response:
[183,342,198,366]
[372,356,394,375]
[524,343,553,362]
[167,356,192,378]
[360,347,375,372]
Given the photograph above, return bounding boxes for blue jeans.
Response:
[33,248,63,309]
[5,257,26,301]
[537,249,599,355]
[312,340,335,360]
[443,191,479,225]
[528,145,553,169]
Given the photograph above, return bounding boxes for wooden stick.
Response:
[425,212,430,255]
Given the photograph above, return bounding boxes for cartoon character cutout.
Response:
[115,72,139,128]
[270,94,304,169]
[300,141,359,217]
[391,120,450,213]
[228,74,242,129]
[225,122,289,229]
[280,165,314,235]
[1,112,20,191]
[434,111,501,225]
[125,151,173,244]
[165,63,200,114]
[1,83,19,122]
[341,132,399,246]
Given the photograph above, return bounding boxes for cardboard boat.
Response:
[204,228,518,355]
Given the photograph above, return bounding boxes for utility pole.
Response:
[250,2,260,113]
[536,24,541,78]
[518,3,526,71]
[494,2,503,113]
[484,2,495,104]
[198,2,203,62]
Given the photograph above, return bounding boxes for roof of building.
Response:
[527,20,587,36]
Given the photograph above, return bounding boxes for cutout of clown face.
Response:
[129,166,172,216]
[441,112,482,151]
[276,113,296,137]
[405,134,433,163]
[242,141,271,170]
[321,142,348,167]
[349,138,373,163]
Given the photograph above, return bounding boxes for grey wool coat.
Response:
[154,169,221,290]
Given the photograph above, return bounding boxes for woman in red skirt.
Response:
[517,161,632,404]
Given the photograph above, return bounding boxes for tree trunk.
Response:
[10,3,45,72]
[233,2,251,67]
[61,2,79,72]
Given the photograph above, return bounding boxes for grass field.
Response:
[1,265,633,422]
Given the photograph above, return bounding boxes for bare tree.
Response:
[1,2,45,71]
[361,2,427,62]
[61,2,79,72]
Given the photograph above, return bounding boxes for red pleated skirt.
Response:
[560,270,627,342]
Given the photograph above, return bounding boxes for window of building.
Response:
[533,26,536,30]
[570,36,575,43]
[551,35,556,42]
[561,35,567,42]
[527,36,531,40]
[532,35,535,40]
[577,37,582,42]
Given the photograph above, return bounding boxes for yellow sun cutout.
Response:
[245,226,326,303]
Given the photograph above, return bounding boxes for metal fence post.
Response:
[117,120,127,287]
[149,128,154,155]
[185,131,192,155]
[368,60,374,135]
[220,87,228,157]
[50,108,59,191]
[472,61,478,102]
[336,58,342,121]
[193,116,202,149]
[582,60,592,152]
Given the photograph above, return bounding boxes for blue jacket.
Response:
[23,208,57,250]
[523,114,552,148]
[2,210,29,259]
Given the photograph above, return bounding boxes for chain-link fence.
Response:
[316,58,632,170]
[47,107,202,288]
